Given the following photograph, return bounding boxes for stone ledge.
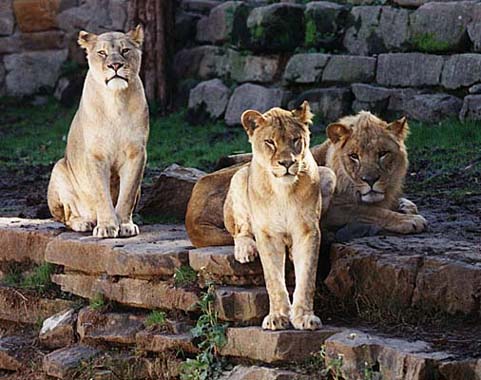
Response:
[43,345,100,379]
[136,330,198,354]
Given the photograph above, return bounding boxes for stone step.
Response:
[39,308,77,349]
[136,330,198,354]
[0,286,75,325]
[43,345,101,379]
[325,235,481,316]
[45,225,190,279]
[220,365,315,380]
[0,335,34,371]
[52,272,270,323]
[220,326,342,363]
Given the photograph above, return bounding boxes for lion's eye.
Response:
[349,153,359,161]
[121,48,130,56]
[379,151,389,159]
[293,137,301,145]
[97,50,107,58]
[265,139,275,147]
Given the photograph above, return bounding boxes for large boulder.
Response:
[441,54,481,90]
[0,0,14,36]
[376,53,443,87]
[229,51,279,83]
[225,83,289,126]
[140,164,206,221]
[13,0,61,33]
[322,55,376,83]
[4,49,68,96]
[283,53,329,84]
[409,2,474,52]
[39,309,77,349]
[0,62,5,96]
[174,46,227,80]
[468,16,481,53]
[293,88,352,122]
[304,1,349,49]
[187,79,231,123]
[403,93,463,122]
[176,11,202,49]
[459,95,481,121]
[351,83,393,115]
[246,3,305,52]
[0,30,66,55]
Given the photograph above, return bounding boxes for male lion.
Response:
[224,102,335,330]
[186,111,425,247]
[47,26,148,238]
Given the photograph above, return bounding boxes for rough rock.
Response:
[351,83,393,114]
[53,74,84,108]
[322,55,376,83]
[220,326,341,363]
[304,1,348,49]
[0,286,74,325]
[187,79,231,122]
[77,308,145,346]
[325,235,481,316]
[441,54,481,89]
[13,0,61,32]
[468,18,481,52]
[43,345,100,379]
[196,1,250,45]
[409,2,474,52]
[403,93,463,122]
[460,94,481,120]
[0,0,15,36]
[40,308,77,349]
[225,83,289,126]
[174,46,226,80]
[215,286,268,323]
[0,335,33,371]
[176,11,201,49]
[439,359,481,380]
[220,365,313,380]
[140,165,206,220]
[0,63,4,96]
[0,217,63,264]
[293,88,352,122]
[182,0,222,14]
[379,7,410,51]
[376,53,444,87]
[0,30,66,54]
[283,53,329,84]
[45,224,190,278]
[324,330,451,380]
[136,330,198,354]
[246,3,305,52]
[4,49,68,96]
[469,83,481,94]
[229,52,280,83]
[52,273,200,312]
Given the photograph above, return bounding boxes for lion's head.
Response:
[78,25,144,91]
[326,111,408,204]
[240,101,313,184]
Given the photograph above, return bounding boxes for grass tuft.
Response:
[89,293,106,311]
[145,310,167,328]
[174,266,197,287]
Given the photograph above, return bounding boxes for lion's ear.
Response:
[387,116,409,141]
[241,110,266,137]
[327,123,352,144]
[128,24,144,47]
[78,31,97,50]
[292,100,314,126]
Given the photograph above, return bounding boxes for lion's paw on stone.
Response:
[234,236,258,263]
[262,313,290,330]
[93,224,119,238]
[70,219,95,232]
[291,313,322,330]
[398,198,418,215]
[119,222,139,237]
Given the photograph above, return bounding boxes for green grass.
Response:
[412,33,451,53]
[145,310,167,328]
[1,263,55,293]
[89,293,106,311]
[174,266,197,287]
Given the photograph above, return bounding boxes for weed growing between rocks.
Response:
[174,266,198,287]
[89,293,107,311]
[180,283,228,380]
[145,310,167,329]
[2,262,55,293]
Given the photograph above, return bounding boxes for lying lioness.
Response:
[224,102,335,330]
[47,26,149,238]
[186,110,426,247]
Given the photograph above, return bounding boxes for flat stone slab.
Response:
[136,330,198,354]
[0,286,74,324]
[43,345,100,379]
[0,335,33,371]
[46,225,191,279]
[220,326,341,363]
[220,365,314,380]
[77,308,145,346]
[0,217,64,264]
[40,308,76,349]
[215,286,268,323]
[324,329,452,380]
[325,235,481,316]
[52,272,200,312]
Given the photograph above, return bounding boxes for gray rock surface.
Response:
[188,79,231,121]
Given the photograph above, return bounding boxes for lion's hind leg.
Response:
[47,158,95,232]
[319,166,336,217]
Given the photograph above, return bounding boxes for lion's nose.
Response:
[362,175,380,187]
[278,160,295,169]
[108,62,123,71]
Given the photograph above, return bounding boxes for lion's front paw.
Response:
[399,198,418,215]
[69,218,95,232]
[93,223,119,238]
[395,214,428,234]
[291,313,322,330]
[119,222,139,237]
[262,313,290,330]
[234,236,258,263]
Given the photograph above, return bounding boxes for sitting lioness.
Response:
[47,26,149,238]
[186,111,426,247]
[224,102,335,330]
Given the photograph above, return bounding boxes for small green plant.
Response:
[174,266,197,287]
[145,310,167,328]
[412,33,451,53]
[305,19,318,47]
[89,293,106,311]
[21,263,55,292]
[2,267,23,287]
[180,283,228,380]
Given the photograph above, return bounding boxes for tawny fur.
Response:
[185,111,425,247]
[47,26,149,238]
[223,102,336,331]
